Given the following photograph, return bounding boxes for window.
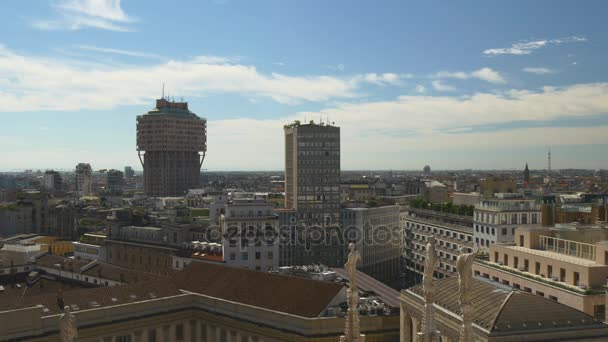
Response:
[175,323,184,340]
[242,252,248,260]
[255,252,261,260]
[267,251,274,259]
[230,253,236,261]
[148,329,157,342]
[514,257,519,269]
[503,254,508,266]
[548,265,553,278]
[501,228,507,236]
[560,268,566,282]
[594,305,606,320]
[524,259,529,272]
[535,262,540,275]
[255,266,261,271]
[536,291,545,297]
[116,336,132,342]
[574,271,580,286]
[549,295,558,302]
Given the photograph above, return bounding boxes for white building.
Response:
[221,199,279,272]
[474,195,541,249]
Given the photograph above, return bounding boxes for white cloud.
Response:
[0,45,406,110]
[415,85,426,93]
[33,0,136,31]
[76,45,161,59]
[432,80,455,92]
[203,83,608,169]
[433,67,505,84]
[523,67,555,75]
[483,36,587,56]
[272,62,285,67]
[357,73,401,86]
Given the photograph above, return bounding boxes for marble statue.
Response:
[418,236,440,342]
[59,305,77,342]
[345,242,362,291]
[340,243,365,342]
[456,246,477,342]
[422,236,439,302]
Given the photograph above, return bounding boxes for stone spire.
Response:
[523,163,530,184]
[418,236,440,342]
[340,243,365,342]
[456,247,477,342]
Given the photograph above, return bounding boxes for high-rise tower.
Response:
[283,120,342,266]
[137,98,207,197]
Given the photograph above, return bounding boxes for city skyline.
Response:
[2,0,608,170]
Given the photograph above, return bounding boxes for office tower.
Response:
[124,166,135,179]
[137,98,207,197]
[106,169,124,194]
[43,170,62,192]
[75,163,92,196]
[342,204,401,283]
[283,121,341,266]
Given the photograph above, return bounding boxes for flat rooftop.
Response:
[500,245,604,267]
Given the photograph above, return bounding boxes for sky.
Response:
[1,0,608,171]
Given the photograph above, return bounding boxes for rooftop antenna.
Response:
[162,82,165,99]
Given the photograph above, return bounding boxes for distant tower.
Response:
[75,163,92,196]
[547,147,551,174]
[423,165,431,175]
[523,163,530,185]
[137,98,207,197]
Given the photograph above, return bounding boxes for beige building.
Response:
[400,276,608,342]
[479,176,516,198]
[0,261,399,342]
[473,224,608,320]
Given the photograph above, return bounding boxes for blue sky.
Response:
[1,0,607,171]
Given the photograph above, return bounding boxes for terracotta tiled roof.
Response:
[173,262,344,318]
[0,280,181,315]
[408,277,605,332]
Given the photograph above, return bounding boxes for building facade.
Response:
[43,170,62,192]
[137,98,207,197]
[283,121,342,267]
[473,225,608,320]
[342,204,400,283]
[401,207,474,281]
[221,199,279,272]
[474,195,541,249]
[75,163,92,196]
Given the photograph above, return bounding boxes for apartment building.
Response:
[221,199,279,272]
[401,207,474,280]
[474,194,541,249]
[473,224,608,320]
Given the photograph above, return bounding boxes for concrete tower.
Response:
[137,98,207,197]
[283,120,342,266]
